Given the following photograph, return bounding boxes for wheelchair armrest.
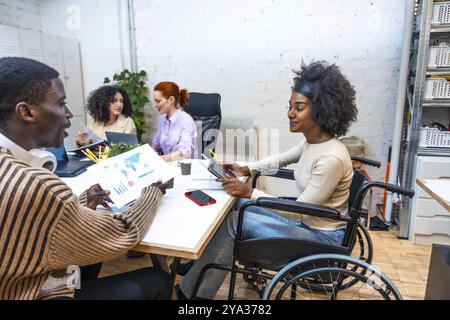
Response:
[234,198,350,241]
[279,196,297,200]
[251,197,349,222]
[252,169,295,188]
[350,156,381,168]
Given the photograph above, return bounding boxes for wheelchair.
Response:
[191,157,414,300]
[238,156,380,296]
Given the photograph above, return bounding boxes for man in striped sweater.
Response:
[0,57,171,300]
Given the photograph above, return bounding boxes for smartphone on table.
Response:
[185,190,216,206]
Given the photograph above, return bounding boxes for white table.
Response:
[62,160,247,284]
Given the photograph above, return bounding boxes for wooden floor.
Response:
[100,229,432,300]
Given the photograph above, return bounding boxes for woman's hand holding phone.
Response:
[219,174,253,198]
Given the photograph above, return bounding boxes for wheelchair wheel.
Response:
[263,254,402,300]
[351,222,373,264]
[293,223,374,293]
[340,222,374,289]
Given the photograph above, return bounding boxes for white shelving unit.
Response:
[399,0,450,244]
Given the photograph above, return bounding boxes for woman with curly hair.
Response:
[76,85,136,146]
[175,61,358,299]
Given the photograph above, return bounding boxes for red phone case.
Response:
[185,191,216,206]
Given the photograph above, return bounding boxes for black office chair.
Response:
[183,92,222,156]
[191,163,414,300]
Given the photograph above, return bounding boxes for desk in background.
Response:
[416,178,450,212]
[416,178,450,299]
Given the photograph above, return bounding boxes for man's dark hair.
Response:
[87,85,132,123]
[0,57,59,123]
[293,61,357,137]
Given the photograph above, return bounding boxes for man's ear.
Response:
[15,102,38,123]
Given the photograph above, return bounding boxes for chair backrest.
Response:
[184,92,222,156]
[347,169,370,212]
[342,169,370,248]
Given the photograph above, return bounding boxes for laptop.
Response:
[47,146,93,177]
[105,132,139,145]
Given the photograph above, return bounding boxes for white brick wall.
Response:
[0,0,42,30]
[33,0,407,199]
[133,0,407,189]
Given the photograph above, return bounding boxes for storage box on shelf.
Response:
[425,78,450,99]
[428,43,450,68]
[419,127,450,148]
[432,1,450,25]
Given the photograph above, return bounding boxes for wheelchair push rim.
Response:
[263,254,402,300]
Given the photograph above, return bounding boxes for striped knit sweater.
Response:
[0,147,163,300]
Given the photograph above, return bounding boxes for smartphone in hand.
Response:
[208,160,236,179]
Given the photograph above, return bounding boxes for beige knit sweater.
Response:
[0,147,163,300]
[248,138,353,230]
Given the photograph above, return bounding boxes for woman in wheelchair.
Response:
[176,60,358,299]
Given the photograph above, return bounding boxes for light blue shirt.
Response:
[152,109,198,158]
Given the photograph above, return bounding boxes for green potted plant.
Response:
[107,142,141,158]
[104,69,150,142]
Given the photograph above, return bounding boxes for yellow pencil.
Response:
[85,149,94,159]
[86,149,99,162]
[81,149,89,159]
[90,150,99,162]
[87,152,97,162]
[81,149,96,162]
[208,148,223,164]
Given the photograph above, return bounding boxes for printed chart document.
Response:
[87,144,175,208]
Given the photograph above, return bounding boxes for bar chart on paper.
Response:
[87,144,175,208]
[113,182,129,196]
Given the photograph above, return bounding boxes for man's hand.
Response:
[219,174,253,198]
[150,178,174,195]
[223,163,251,177]
[86,183,112,210]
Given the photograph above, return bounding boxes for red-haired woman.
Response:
[152,81,197,161]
